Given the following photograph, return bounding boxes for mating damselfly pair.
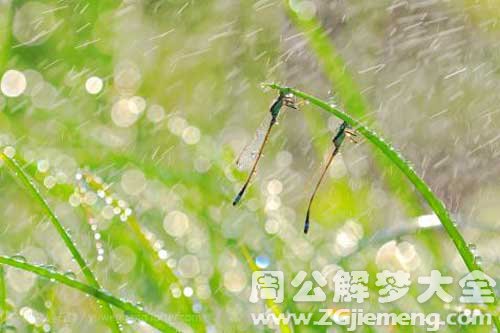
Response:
[232,91,357,234]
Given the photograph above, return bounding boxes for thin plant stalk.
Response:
[0,265,6,332]
[127,160,293,333]
[0,153,121,333]
[265,83,499,330]
[89,157,292,333]
[80,173,204,332]
[84,159,291,333]
[0,256,176,332]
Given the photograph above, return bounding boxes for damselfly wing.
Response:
[233,92,297,205]
[235,115,273,171]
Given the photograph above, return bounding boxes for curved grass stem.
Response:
[282,2,448,270]
[264,83,499,330]
[0,256,176,332]
[0,153,121,333]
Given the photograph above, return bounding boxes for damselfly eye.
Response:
[283,95,298,109]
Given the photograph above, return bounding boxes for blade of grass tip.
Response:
[265,84,500,330]
[240,245,292,333]
[0,153,121,333]
[0,265,6,331]
[283,3,424,217]
[0,256,177,333]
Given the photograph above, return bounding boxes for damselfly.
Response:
[233,92,297,205]
[303,121,357,234]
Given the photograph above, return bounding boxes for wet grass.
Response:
[81,172,204,332]
[0,256,175,332]
[266,83,500,331]
[0,1,498,332]
[0,153,121,333]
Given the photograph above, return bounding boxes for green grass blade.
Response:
[0,153,121,333]
[282,3,448,268]
[86,156,289,333]
[283,4,424,216]
[0,256,176,332]
[80,154,290,333]
[0,265,6,331]
[265,83,499,330]
[283,4,365,119]
[80,172,205,332]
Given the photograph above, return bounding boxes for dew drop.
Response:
[125,314,135,325]
[474,256,483,266]
[10,254,27,263]
[255,255,270,269]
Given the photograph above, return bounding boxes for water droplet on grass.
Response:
[64,271,76,279]
[474,256,483,266]
[10,254,27,263]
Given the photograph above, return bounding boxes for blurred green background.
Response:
[0,0,499,332]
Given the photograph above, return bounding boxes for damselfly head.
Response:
[282,93,298,110]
